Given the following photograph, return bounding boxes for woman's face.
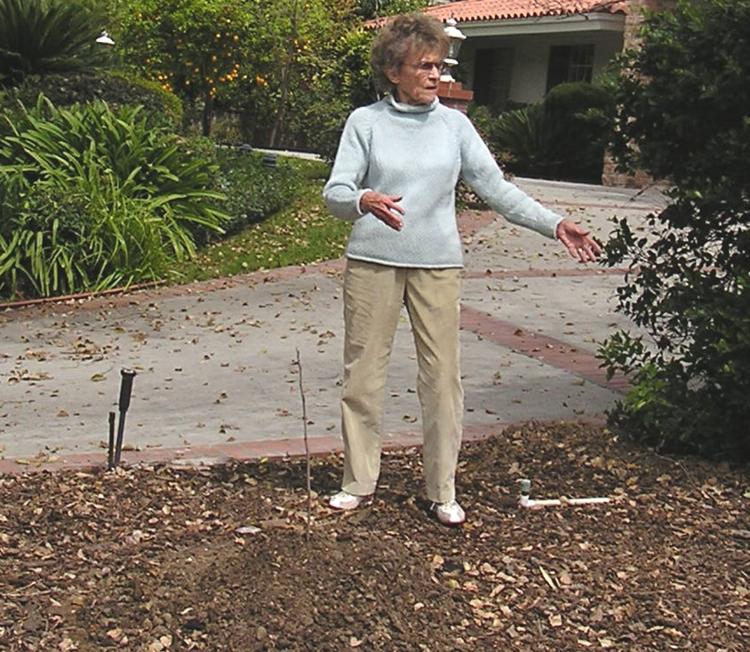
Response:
[387,47,443,105]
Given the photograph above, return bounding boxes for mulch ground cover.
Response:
[1,421,748,651]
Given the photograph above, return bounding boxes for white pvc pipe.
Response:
[519,496,610,509]
[565,497,611,505]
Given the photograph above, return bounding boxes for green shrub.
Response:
[467,104,493,140]
[599,0,750,462]
[610,2,750,198]
[0,0,108,86]
[215,148,301,236]
[491,103,547,177]
[474,82,614,183]
[238,24,375,159]
[0,96,226,298]
[541,82,614,182]
[0,71,183,129]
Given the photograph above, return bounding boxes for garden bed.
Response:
[1,422,747,650]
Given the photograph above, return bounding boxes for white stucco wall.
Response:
[457,16,625,105]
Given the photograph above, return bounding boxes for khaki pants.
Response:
[341,259,463,503]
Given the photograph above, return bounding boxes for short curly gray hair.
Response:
[370,14,449,94]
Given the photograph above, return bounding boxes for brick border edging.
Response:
[460,305,630,394]
[0,209,628,319]
[0,417,607,477]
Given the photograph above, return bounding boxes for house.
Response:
[367,1,672,185]
[416,0,667,111]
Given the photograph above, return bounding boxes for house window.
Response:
[546,44,594,91]
[472,48,514,112]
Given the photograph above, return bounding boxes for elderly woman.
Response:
[323,14,600,525]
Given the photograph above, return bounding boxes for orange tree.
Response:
[236,0,369,151]
[115,0,255,135]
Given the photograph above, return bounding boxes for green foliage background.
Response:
[0,97,226,298]
[0,0,108,86]
[600,0,750,462]
[0,70,183,128]
[470,82,614,184]
[114,0,377,152]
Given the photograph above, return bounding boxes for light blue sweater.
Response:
[323,95,564,268]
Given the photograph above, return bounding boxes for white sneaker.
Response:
[431,500,466,526]
[329,490,370,511]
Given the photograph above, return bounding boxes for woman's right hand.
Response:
[359,191,404,231]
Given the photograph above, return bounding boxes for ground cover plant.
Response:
[214,149,303,237]
[0,422,747,650]
[175,156,350,283]
[599,0,750,461]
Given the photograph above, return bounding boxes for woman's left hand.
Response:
[556,219,602,263]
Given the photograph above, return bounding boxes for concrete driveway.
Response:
[0,178,666,472]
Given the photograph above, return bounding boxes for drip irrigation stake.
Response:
[113,368,136,467]
[107,411,116,470]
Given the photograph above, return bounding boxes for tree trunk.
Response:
[202,92,214,137]
[269,0,299,148]
[269,65,290,148]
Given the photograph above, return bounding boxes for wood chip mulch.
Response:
[1,421,748,651]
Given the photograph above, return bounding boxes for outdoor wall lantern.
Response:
[96,31,115,46]
[441,17,466,83]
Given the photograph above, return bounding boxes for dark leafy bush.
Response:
[609,2,750,199]
[0,97,226,298]
[0,71,183,128]
[541,82,614,182]
[473,82,614,183]
[491,103,547,177]
[599,0,750,462]
[215,148,301,236]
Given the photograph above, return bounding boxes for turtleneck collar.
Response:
[386,94,438,114]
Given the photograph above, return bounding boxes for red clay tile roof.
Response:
[368,0,626,27]
[425,0,626,22]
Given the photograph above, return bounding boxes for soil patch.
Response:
[1,422,748,651]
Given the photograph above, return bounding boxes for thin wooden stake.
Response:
[295,348,311,539]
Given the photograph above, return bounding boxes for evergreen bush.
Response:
[541,82,614,183]
[475,82,613,183]
[0,71,183,129]
[216,149,301,236]
[599,0,750,462]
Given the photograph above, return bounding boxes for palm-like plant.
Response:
[0,0,108,86]
[491,103,549,177]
